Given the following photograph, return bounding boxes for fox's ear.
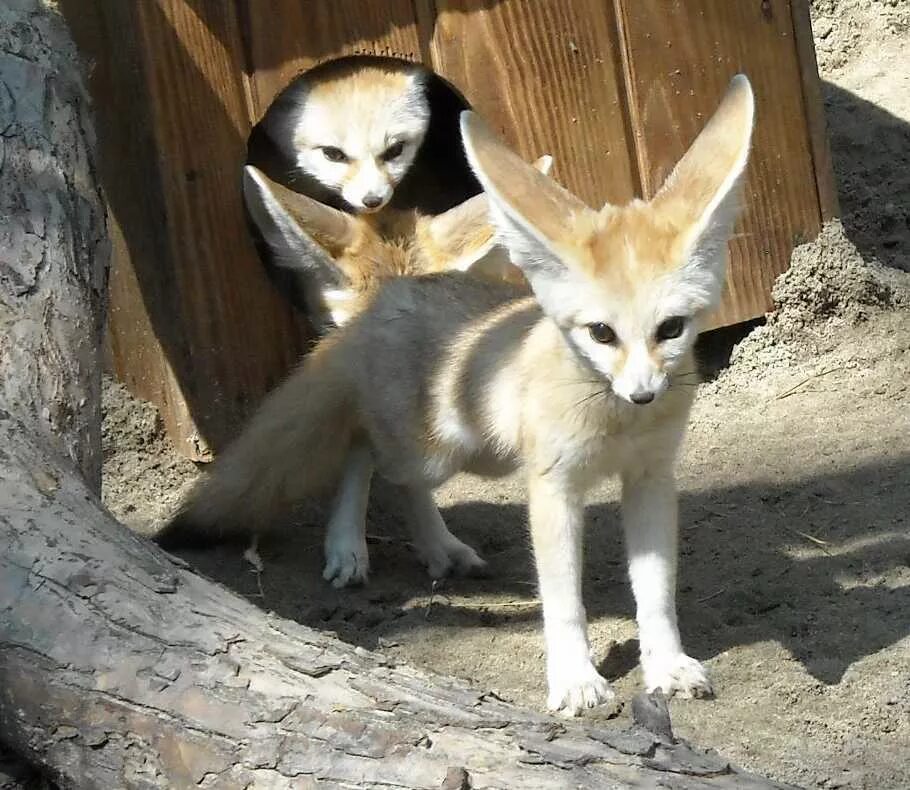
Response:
[652,75,755,277]
[531,154,554,176]
[424,153,554,278]
[242,166,355,289]
[422,192,493,272]
[461,112,590,301]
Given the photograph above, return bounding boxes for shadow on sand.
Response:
[174,453,909,688]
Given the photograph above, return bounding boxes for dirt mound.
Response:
[719,221,910,375]
[767,221,905,327]
[811,1,910,272]
[101,376,198,534]
[810,0,910,75]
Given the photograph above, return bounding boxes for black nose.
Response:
[630,390,655,405]
[362,195,384,209]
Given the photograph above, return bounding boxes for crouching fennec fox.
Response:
[158,76,754,715]
[248,55,480,216]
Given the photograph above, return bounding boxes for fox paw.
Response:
[323,537,369,588]
[644,653,713,699]
[417,535,486,579]
[547,659,615,717]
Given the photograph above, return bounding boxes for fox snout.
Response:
[343,160,394,213]
[609,344,669,406]
[361,193,386,210]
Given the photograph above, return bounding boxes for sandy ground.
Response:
[813,0,910,273]
[102,3,910,787]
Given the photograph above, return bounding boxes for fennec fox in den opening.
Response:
[159,76,754,715]
[248,55,480,217]
[245,55,497,314]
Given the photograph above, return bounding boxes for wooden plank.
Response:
[237,0,423,121]
[67,0,306,460]
[790,0,840,221]
[427,0,639,207]
[614,0,824,327]
[63,1,200,454]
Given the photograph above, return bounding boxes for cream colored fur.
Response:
[164,77,754,715]
[242,159,546,587]
[273,64,430,213]
[214,164,544,586]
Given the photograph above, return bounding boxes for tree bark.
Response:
[0,0,108,492]
[0,423,786,790]
[0,4,786,789]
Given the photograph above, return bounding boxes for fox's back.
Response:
[347,272,532,381]
[334,273,536,482]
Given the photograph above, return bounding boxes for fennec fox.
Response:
[248,55,479,216]
[243,156,549,332]
[159,76,754,715]
[241,165,497,332]
[163,157,547,586]
[246,55,485,314]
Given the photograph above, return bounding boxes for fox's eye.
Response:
[382,141,406,161]
[321,146,348,163]
[588,323,617,345]
[656,316,687,341]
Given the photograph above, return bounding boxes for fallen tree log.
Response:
[0,3,787,788]
[0,424,786,789]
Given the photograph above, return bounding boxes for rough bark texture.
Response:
[0,4,788,789]
[0,0,108,491]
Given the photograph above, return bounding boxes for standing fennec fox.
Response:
[159,76,754,715]
[233,159,546,585]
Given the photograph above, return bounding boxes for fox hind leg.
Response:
[403,486,486,579]
[323,443,373,587]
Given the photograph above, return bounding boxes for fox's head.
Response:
[243,163,543,329]
[463,75,755,406]
[286,65,430,213]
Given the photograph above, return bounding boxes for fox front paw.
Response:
[323,537,369,588]
[547,660,615,717]
[417,534,487,579]
[644,653,713,699]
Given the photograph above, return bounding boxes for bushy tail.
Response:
[155,339,355,549]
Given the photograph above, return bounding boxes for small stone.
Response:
[440,766,471,790]
[153,574,178,594]
[631,690,674,743]
[814,18,834,39]
[155,663,181,681]
[83,730,108,748]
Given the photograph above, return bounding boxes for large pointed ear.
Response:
[651,75,755,272]
[461,112,592,298]
[242,166,356,289]
[422,154,553,278]
[530,154,554,178]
